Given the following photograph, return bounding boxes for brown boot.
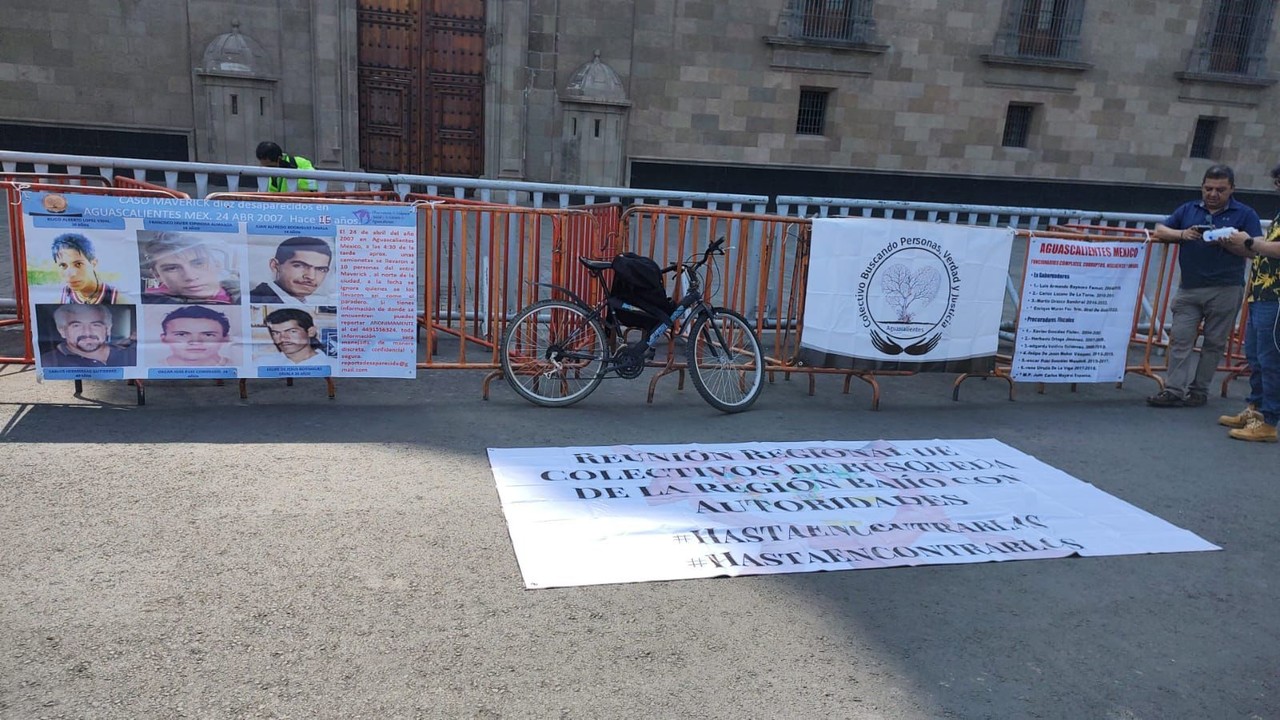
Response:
[1228,418,1278,443]
[1218,404,1261,428]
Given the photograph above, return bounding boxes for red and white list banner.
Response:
[1011,238,1147,383]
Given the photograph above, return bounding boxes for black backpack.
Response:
[609,252,676,333]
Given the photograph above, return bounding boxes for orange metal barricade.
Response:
[2,182,33,362]
[1217,303,1253,395]
[419,203,604,376]
[618,205,766,400]
[1,173,111,187]
[404,193,501,206]
[753,213,907,407]
[616,205,899,406]
[410,199,621,398]
[565,202,624,257]
[205,190,404,204]
[112,176,189,198]
[13,176,1256,411]
[1056,222,1252,396]
[110,176,185,194]
[958,228,1170,399]
[1123,233,1180,389]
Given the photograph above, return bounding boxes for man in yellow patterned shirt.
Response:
[1218,165,1280,442]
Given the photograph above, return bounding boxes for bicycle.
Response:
[499,238,765,412]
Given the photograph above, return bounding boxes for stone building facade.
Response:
[0,0,357,169]
[2,0,1279,209]
[500,0,1280,205]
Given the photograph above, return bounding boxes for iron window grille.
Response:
[781,0,877,45]
[797,89,830,135]
[1002,104,1035,148]
[991,0,1086,61]
[1190,117,1221,159]
[1186,0,1277,77]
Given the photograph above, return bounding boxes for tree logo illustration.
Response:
[881,264,941,323]
[857,240,960,357]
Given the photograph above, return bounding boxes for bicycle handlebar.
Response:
[663,237,725,275]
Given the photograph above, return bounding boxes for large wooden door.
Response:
[357,0,485,176]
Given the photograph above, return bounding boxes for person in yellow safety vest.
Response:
[255,141,318,193]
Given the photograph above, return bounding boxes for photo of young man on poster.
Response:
[138,231,242,305]
[27,232,133,305]
[252,306,335,367]
[150,305,240,368]
[248,236,335,306]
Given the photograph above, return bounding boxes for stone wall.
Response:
[4,1,1278,192]
[0,0,357,169]
[530,0,1280,191]
[0,1,194,135]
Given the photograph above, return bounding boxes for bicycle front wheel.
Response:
[685,308,765,413]
[501,299,608,407]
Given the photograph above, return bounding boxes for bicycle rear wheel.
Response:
[685,308,764,413]
[501,299,608,407]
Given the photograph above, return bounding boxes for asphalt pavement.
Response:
[1,187,1274,718]
[0,348,1276,719]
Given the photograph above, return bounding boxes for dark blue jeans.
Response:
[1244,299,1280,425]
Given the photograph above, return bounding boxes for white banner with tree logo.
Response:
[802,218,1013,361]
[488,439,1218,589]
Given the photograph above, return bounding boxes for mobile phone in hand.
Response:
[1190,224,1213,232]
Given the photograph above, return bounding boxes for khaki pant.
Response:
[1164,285,1245,396]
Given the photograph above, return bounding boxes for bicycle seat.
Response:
[579,257,613,271]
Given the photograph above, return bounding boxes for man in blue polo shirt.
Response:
[1147,164,1262,408]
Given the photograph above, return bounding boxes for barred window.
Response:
[1002,104,1036,148]
[796,89,830,136]
[1187,0,1278,77]
[992,0,1086,61]
[1190,117,1220,159]
[788,0,876,44]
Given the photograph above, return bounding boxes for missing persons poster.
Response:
[488,439,1218,589]
[1010,237,1148,383]
[22,191,417,380]
[802,218,1013,366]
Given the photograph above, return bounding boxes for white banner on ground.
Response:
[1011,238,1148,383]
[488,439,1218,589]
[802,218,1013,361]
[22,192,418,380]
